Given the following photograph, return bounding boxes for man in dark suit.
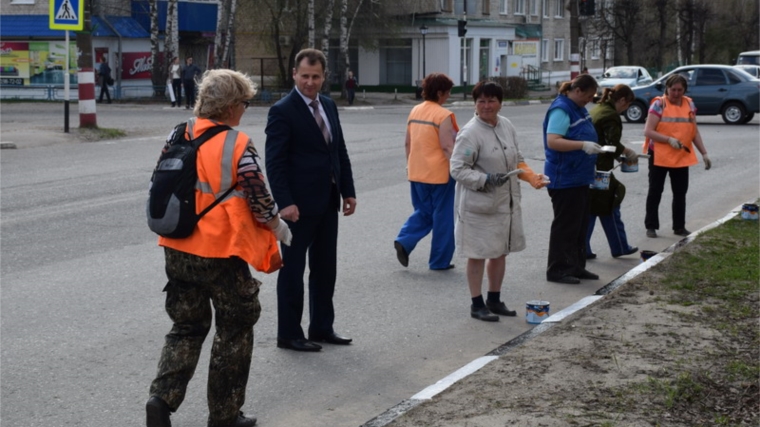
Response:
[265,48,357,352]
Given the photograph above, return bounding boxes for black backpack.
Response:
[147,122,233,238]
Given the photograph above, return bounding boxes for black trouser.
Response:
[547,186,590,279]
[277,185,340,340]
[171,78,182,105]
[183,79,196,107]
[99,80,111,103]
[645,150,689,231]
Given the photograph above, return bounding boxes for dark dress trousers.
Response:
[265,89,356,341]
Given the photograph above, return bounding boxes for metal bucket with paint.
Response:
[640,250,658,263]
[620,156,639,173]
[741,203,759,220]
[526,300,550,324]
[590,170,611,190]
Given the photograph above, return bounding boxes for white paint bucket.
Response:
[741,203,759,220]
[590,170,611,190]
[526,300,550,324]
[620,156,639,172]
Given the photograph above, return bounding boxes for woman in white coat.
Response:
[450,81,549,322]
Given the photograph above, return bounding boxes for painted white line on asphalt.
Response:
[542,295,604,323]
[411,356,499,400]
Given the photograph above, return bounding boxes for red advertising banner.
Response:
[121,52,153,80]
[120,51,167,80]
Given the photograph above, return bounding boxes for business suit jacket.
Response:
[265,90,356,215]
[265,89,356,340]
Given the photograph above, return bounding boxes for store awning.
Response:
[0,15,149,38]
[131,0,218,33]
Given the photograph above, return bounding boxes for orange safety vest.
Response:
[643,95,698,168]
[158,118,282,273]
[406,101,459,184]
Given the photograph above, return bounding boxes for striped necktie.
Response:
[310,100,331,144]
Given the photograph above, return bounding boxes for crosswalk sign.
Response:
[50,0,84,31]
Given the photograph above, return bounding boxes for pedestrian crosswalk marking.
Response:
[55,0,77,21]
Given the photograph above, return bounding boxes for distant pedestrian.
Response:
[181,56,202,109]
[98,57,112,104]
[345,70,358,105]
[169,56,182,107]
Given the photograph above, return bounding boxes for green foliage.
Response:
[486,76,529,100]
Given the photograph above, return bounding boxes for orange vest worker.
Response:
[407,101,459,184]
[643,95,698,168]
[158,118,281,273]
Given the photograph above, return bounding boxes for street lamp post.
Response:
[419,25,428,79]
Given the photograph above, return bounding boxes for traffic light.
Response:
[579,0,595,16]
[457,20,467,37]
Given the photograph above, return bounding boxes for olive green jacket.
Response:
[589,100,627,216]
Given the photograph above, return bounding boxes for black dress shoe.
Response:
[547,274,581,284]
[431,264,455,270]
[308,332,352,345]
[394,241,408,267]
[146,396,172,427]
[674,228,691,236]
[646,229,657,238]
[576,269,599,280]
[471,305,499,321]
[276,338,322,352]
[212,412,257,427]
[586,252,597,260]
[486,301,517,316]
[613,246,639,258]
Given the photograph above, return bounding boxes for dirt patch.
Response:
[385,221,759,427]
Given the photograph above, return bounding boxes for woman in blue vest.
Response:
[542,74,602,284]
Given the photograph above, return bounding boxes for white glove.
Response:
[623,147,637,161]
[581,141,603,154]
[702,154,712,170]
[273,219,292,246]
[667,137,683,149]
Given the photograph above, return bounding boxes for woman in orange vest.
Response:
[146,69,291,427]
[394,73,459,270]
[643,74,711,238]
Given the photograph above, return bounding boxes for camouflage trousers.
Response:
[149,247,261,427]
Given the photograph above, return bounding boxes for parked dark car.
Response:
[624,64,760,124]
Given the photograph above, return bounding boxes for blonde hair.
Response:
[194,69,257,121]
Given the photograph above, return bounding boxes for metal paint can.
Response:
[741,203,759,220]
[526,300,550,324]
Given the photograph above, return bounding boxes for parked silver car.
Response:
[597,66,654,94]
[624,64,760,124]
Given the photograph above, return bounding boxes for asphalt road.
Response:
[1,101,758,427]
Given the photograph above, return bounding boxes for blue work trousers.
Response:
[586,206,633,257]
[395,178,455,269]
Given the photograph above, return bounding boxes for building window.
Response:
[541,39,549,62]
[454,0,474,15]
[379,39,412,85]
[514,0,525,14]
[483,0,491,14]
[542,0,549,17]
[589,39,600,59]
[499,0,508,14]
[479,39,491,80]
[530,0,538,15]
[554,0,564,17]
[554,39,564,61]
[441,0,453,12]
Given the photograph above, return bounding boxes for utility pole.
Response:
[569,0,581,79]
[76,0,97,128]
[461,0,468,99]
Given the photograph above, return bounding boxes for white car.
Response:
[597,66,654,94]
[734,64,760,78]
